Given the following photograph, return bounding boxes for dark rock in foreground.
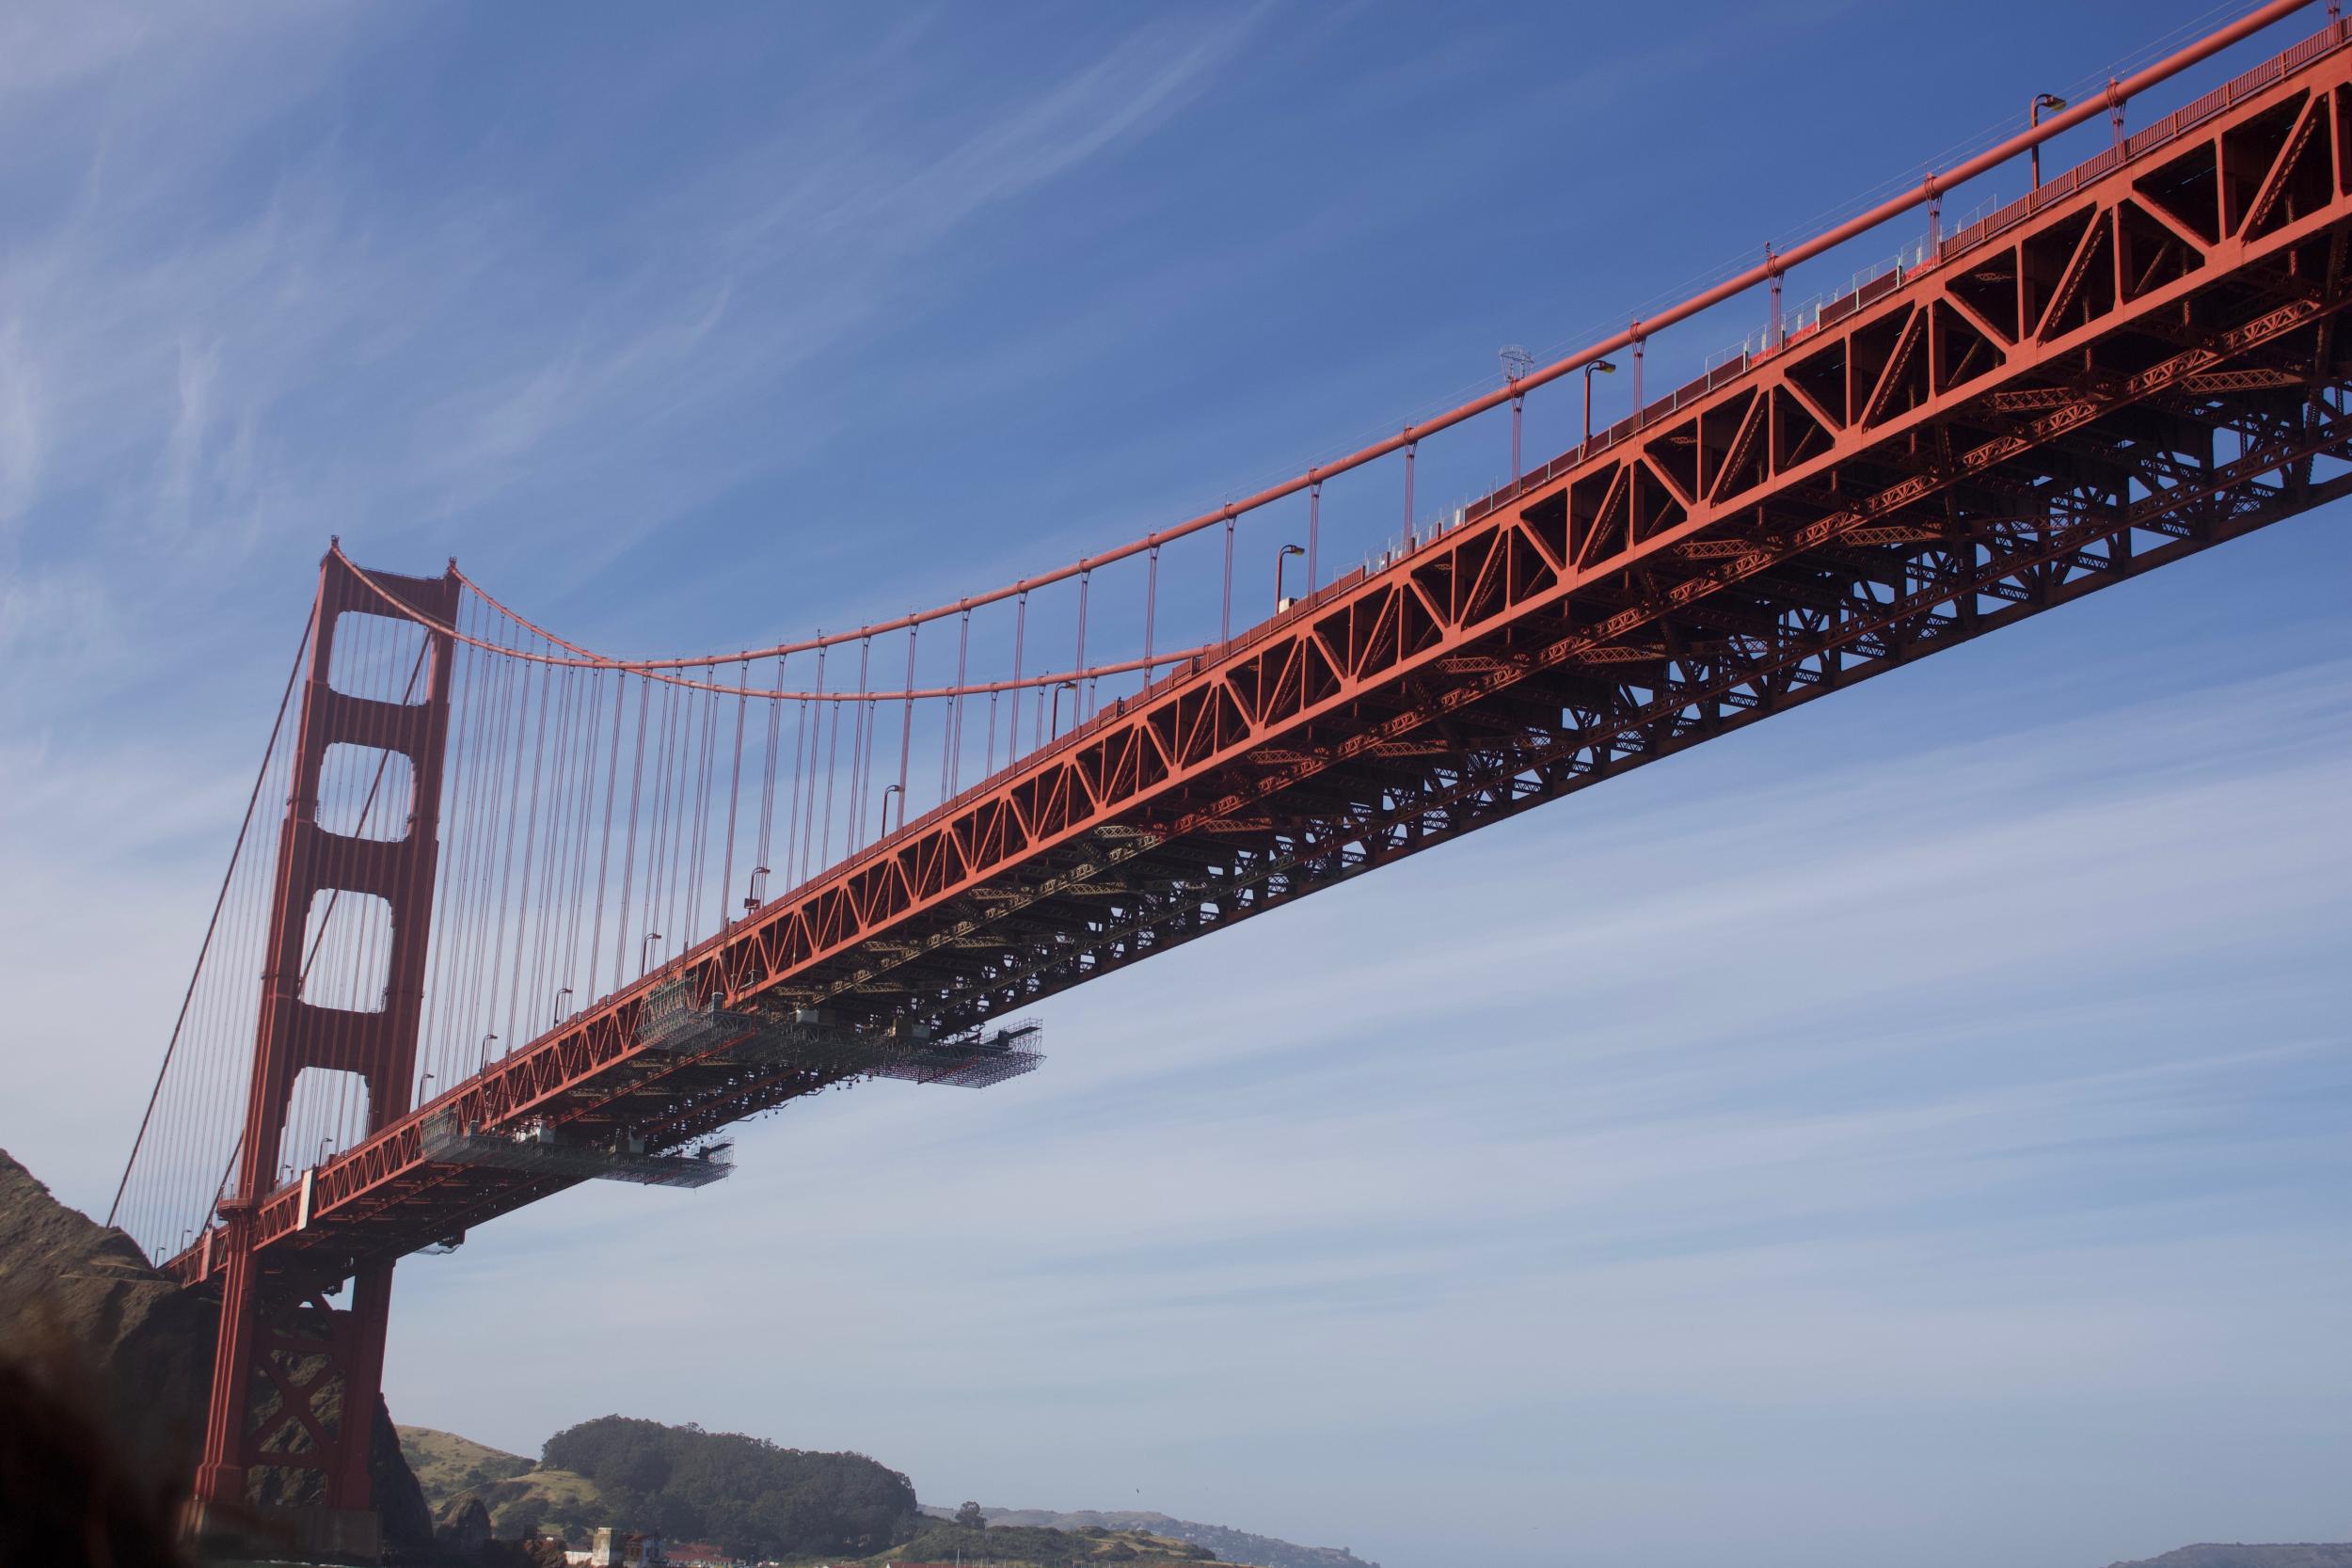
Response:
[0,1146,434,1560]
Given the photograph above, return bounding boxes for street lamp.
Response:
[421,1071,436,1100]
[480,1033,498,1070]
[551,986,573,1026]
[745,864,770,912]
[1274,544,1305,613]
[642,931,663,974]
[1582,358,1617,448]
[880,782,904,837]
[1501,345,1535,482]
[1049,680,1078,738]
[2030,93,2068,189]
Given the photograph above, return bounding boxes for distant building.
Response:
[579,1527,665,1568]
[663,1543,744,1568]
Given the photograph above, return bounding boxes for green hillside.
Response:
[398,1427,536,1499]
[399,1418,1217,1565]
[537,1415,919,1558]
[398,1425,606,1543]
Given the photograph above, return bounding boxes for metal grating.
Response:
[638,980,1043,1089]
[419,1109,734,1189]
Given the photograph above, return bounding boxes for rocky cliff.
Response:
[0,1147,434,1558]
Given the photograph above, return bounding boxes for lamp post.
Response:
[745,864,770,912]
[1582,358,1617,449]
[2030,93,2068,189]
[479,1033,498,1071]
[1501,345,1534,482]
[880,782,903,837]
[551,986,573,1026]
[1049,680,1078,738]
[1275,544,1304,612]
[421,1071,436,1101]
[641,931,663,974]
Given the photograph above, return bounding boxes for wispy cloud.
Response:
[0,3,1262,707]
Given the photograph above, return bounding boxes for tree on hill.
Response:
[957,1501,988,1529]
[541,1415,919,1560]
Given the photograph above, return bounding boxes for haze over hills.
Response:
[2106,1550,2352,1568]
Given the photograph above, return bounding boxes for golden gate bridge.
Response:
[105,0,2352,1550]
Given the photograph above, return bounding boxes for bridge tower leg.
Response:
[192,551,458,1560]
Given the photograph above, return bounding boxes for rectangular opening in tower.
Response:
[281,1065,375,1179]
[297,889,393,1014]
[326,610,431,705]
[316,743,415,842]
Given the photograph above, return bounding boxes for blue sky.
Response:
[3,4,2349,1567]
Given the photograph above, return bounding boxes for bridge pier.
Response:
[191,551,458,1557]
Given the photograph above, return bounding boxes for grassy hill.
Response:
[398,1427,536,1499]
[397,1425,606,1543]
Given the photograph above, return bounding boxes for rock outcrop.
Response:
[435,1494,495,1558]
[0,1148,215,1483]
[0,1147,436,1560]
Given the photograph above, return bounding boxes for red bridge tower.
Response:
[192,552,458,1557]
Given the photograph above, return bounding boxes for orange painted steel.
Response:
[191,559,458,1544]
[167,11,2352,1306]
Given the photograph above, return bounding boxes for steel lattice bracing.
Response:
[150,19,2352,1307]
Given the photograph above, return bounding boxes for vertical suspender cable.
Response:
[720,660,747,929]
[948,610,971,794]
[783,697,808,892]
[896,627,917,816]
[1008,593,1028,760]
[1221,518,1235,643]
[1072,573,1089,726]
[1308,483,1320,593]
[799,644,827,884]
[612,676,650,991]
